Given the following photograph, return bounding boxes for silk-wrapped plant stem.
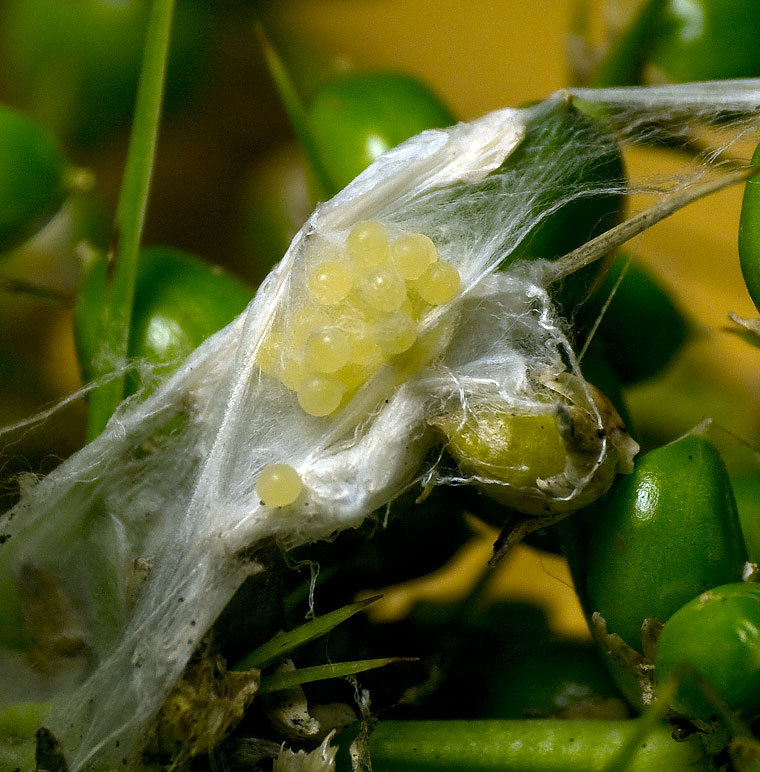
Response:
[0,81,759,771]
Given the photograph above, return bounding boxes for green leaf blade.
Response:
[232,595,381,672]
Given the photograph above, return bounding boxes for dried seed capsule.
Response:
[256,463,303,507]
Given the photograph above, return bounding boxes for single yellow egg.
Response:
[391,232,437,280]
[415,261,461,305]
[347,220,390,269]
[307,260,355,305]
[297,374,345,416]
[373,310,418,355]
[361,268,408,312]
[305,326,351,373]
[256,463,303,507]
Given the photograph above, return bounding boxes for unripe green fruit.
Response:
[74,246,253,394]
[655,582,760,723]
[648,0,760,83]
[307,71,455,195]
[0,104,70,253]
[581,435,747,651]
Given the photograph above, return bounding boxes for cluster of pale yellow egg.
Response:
[254,218,461,507]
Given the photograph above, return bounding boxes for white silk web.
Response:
[1,80,760,770]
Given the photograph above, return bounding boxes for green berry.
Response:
[655,582,760,722]
[74,246,253,395]
[307,71,455,195]
[649,0,760,82]
[0,104,70,253]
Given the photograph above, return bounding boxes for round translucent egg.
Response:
[415,261,461,305]
[347,220,390,269]
[348,323,384,367]
[280,354,309,391]
[297,374,345,416]
[256,463,303,507]
[361,268,407,312]
[391,233,437,280]
[288,306,331,348]
[373,310,418,355]
[307,260,354,306]
[306,327,351,373]
[336,363,370,392]
[256,331,282,376]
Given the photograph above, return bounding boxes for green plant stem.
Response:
[344,719,714,772]
[603,672,679,772]
[257,26,336,199]
[548,165,759,282]
[85,0,175,441]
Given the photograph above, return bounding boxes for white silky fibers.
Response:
[1,81,759,770]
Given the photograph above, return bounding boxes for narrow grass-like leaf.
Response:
[257,26,336,199]
[231,595,381,672]
[85,0,175,440]
[258,658,412,695]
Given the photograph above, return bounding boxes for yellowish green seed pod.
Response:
[431,375,637,516]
